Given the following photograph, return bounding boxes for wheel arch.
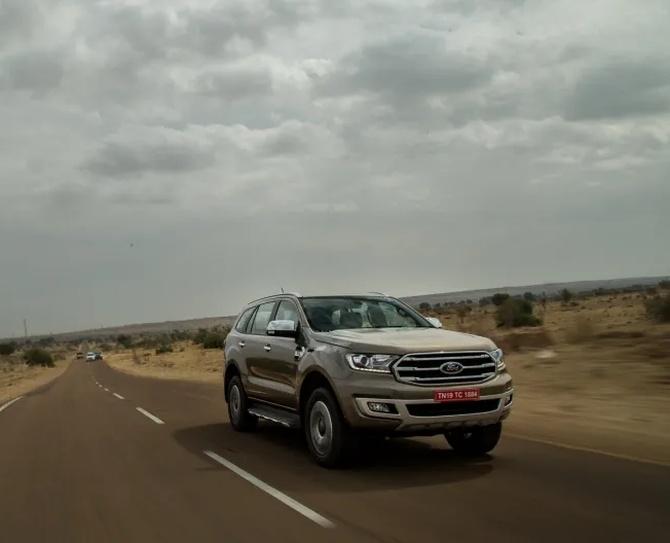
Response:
[224,361,241,401]
[298,369,338,419]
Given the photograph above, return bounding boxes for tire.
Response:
[445,423,502,456]
[227,375,257,432]
[304,388,352,468]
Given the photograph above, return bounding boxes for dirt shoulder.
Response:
[0,359,71,405]
[505,346,670,465]
[104,344,223,384]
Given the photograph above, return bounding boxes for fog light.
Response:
[368,401,396,414]
[504,394,513,406]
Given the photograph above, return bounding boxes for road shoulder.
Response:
[0,360,71,405]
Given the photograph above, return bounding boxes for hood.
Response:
[312,327,496,354]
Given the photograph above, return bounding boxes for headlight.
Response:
[490,348,505,371]
[345,353,397,373]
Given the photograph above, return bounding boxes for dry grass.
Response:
[0,356,71,404]
[105,342,223,383]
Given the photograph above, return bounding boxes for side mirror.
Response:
[425,316,443,328]
[266,319,298,338]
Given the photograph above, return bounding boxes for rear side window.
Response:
[235,307,256,333]
[250,302,276,335]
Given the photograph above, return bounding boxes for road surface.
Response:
[1,360,668,542]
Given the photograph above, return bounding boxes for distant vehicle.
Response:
[224,292,513,467]
[75,352,84,359]
[86,352,103,361]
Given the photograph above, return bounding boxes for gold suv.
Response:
[224,293,513,467]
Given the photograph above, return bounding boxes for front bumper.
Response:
[334,370,513,433]
[353,389,513,432]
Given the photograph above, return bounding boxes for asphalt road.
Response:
[1,360,668,543]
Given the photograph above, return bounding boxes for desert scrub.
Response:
[496,298,541,328]
[23,348,54,367]
[645,294,670,323]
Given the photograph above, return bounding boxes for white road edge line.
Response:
[507,432,670,467]
[113,393,125,400]
[203,450,334,529]
[136,407,165,425]
[103,388,109,392]
[0,396,24,413]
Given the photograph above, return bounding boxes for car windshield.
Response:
[301,297,429,332]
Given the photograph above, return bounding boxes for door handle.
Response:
[263,344,271,352]
[239,341,245,348]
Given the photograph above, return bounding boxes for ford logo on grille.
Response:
[440,361,464,375]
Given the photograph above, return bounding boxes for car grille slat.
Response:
[393,351,496,386]
[407,399,500,417]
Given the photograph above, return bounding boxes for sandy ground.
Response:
[0,358,71,405]
[104,292,670,463]
[105,344,223,384]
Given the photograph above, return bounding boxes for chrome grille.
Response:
[393,351,496,386]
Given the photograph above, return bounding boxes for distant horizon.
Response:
[6,272,667,341]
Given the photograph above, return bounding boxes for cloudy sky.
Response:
[1,0,669,337]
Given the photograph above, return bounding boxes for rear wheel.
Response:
[304,388,352,468]
[445,423,502,456]
[227,376,257,432]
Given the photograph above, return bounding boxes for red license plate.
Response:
[434,388,480,402]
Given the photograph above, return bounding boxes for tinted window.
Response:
[250,302,276,334]
[275,300,299,323]
[235,307,256,333]
[300,297,429,332]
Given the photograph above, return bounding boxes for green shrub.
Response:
[658,280,670,290]
[23,348,54,367]
[645,294,670,323]
[560,289,573,303]
[117,334,133,348]
[496,299,541,328]
[170,329,192,342]
[0,342,16,356]
[492,293,510,306]
[523,291,536,301]
[193,328,209,345]
[155,344,173,354]
[202,331,227,349]
[419,302,431,311]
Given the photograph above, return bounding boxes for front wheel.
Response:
[445,423,502,456]
[304,388,352,468]
[227,376,257,432]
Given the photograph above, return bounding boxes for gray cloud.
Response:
[83,128,217,178]
[1,49,63,93]
[0,0,41,47]
[565,59,670,120]
[194,65,273,100]
[319,32,492,103]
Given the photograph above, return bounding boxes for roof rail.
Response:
[368,291,390,297]
[246,291,302,305]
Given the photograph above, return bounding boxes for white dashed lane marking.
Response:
[136,407,165,425]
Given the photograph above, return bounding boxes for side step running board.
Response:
[248,404,301,429]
